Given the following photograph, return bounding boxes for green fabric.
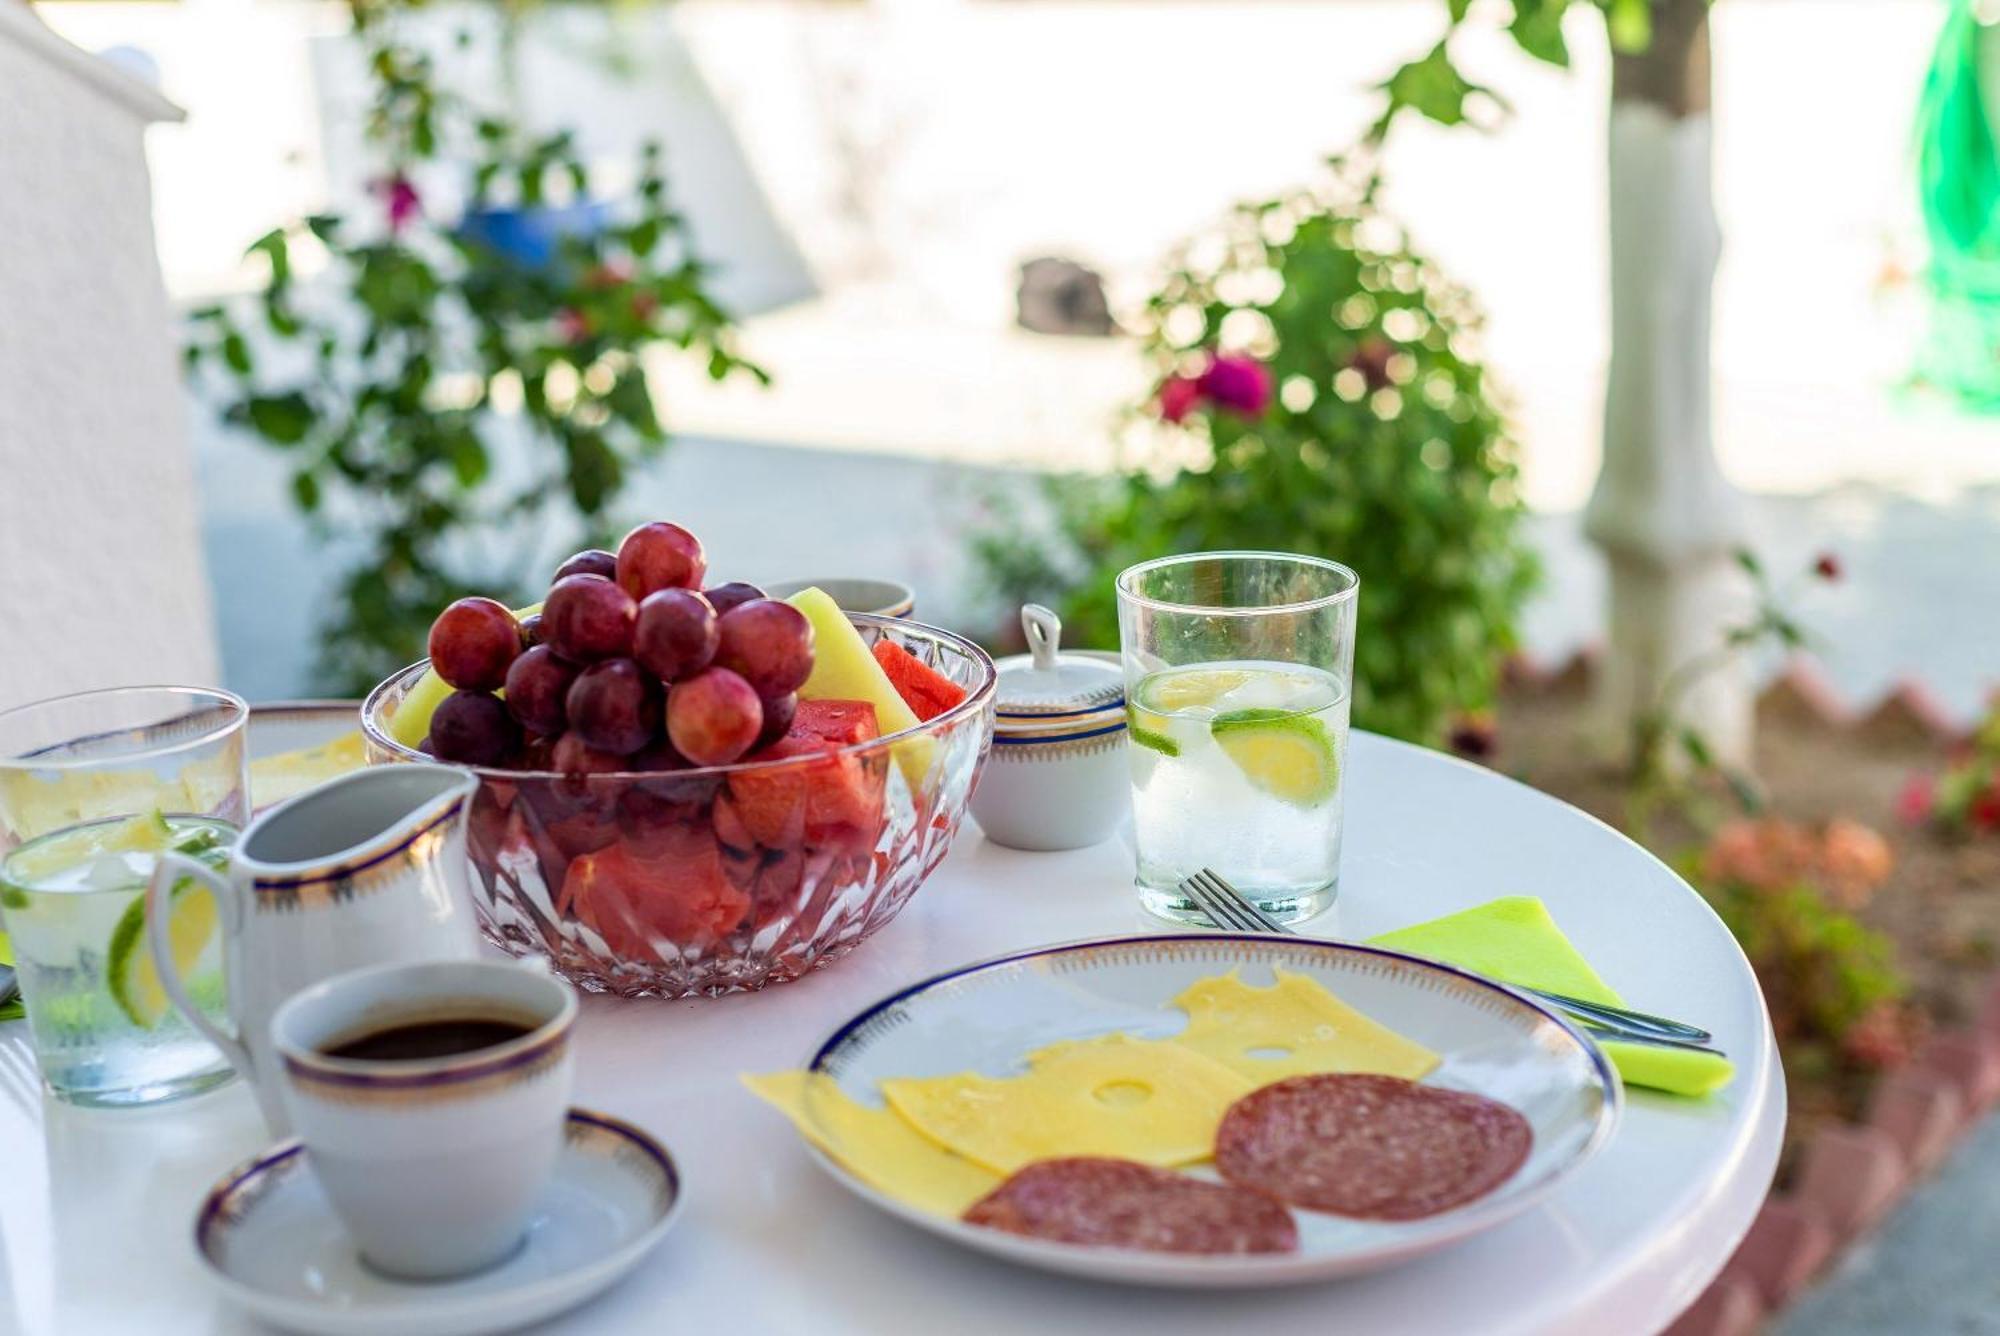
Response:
[1913,0,2000,409]
[1366,896,1735,1098]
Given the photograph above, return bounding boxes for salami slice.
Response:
[1214,1074,1532,1220]
[962,1157,1299,1255]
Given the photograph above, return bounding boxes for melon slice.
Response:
[785,588,935,787]
[387,600,543,748]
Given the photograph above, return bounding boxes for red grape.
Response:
[428,597,523,691]
[714,599,815,697]
[504,645,579,736]
[666,667,763,766]
[554,549,618,584]
[565,658,660,755]
[616,522,706,600]
[755,691,797,748]
[702,581,765,619]
[634,589,718,682]
[543,574,636,661]
[518,612,546,648]
[550,731,627,776]
[428,690,520,767]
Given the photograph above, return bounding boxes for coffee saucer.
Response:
[194,1108,682,1336]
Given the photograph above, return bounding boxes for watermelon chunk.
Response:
[728,734,886,853]
[793,698,880,747]
[871,640,967,722]
[559,824,748,957]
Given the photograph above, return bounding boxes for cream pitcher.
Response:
[145,765,483,1132]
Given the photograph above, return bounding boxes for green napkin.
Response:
[1365,897,1734,1098]
[0,931,19,1023]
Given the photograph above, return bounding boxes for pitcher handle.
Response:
[146,852,254,1079]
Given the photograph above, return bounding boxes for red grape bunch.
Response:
[421,521,815,772]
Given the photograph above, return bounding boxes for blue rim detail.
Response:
[194,1109,678,1259]
[251,802,460,892]
[991,722,1127,746]
[806,932,1622,1106]
[996,699,1125,721]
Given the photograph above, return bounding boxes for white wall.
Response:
[0,8,220,710]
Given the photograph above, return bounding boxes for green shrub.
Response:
[974,166,1537,744]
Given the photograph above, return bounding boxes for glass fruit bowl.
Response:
[361,614,997,998]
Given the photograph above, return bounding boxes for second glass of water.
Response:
[1116,552,1358,925]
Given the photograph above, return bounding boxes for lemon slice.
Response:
[107,869,219,1029]
[1136,668,1253,715]
[1211,708,1338,805]
[6,810,173,886]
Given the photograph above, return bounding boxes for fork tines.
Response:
[1177,868,1286,935]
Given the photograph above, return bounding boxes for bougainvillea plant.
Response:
[972,163,1537,745]
[1683,816,1918,1073]
[1898,701,2000,837]
[183,0,766,692]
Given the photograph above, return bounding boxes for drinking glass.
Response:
[0,687,248,1107]
[1117,552,1358,924]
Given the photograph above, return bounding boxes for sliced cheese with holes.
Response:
[743,1071,999,1218]
[879,1033,1253,1175]
[1171,967,1440,1083]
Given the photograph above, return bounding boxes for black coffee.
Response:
[322,1016,533,1063]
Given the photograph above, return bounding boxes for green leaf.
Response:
[291,470,321,513]
[1732,547,1763,577]
[244,392,315,445]
[248,228,291,287]
[222,331,252,375]
[1679,727,1714,768]
[1508,0,1571,67]
[1381,42,1482,128]
[1606,0,1652,53]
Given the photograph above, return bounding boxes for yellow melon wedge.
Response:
[785,587,935,789]
[386,600,543,749]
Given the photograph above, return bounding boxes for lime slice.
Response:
[107,869,219,1029]
[1136,668,1253,715]
[1127,717,1181,757]
[1211,708,1338,805]
[6,810,174,886]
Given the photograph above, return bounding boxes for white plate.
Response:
[246,701,365,812]
[194,1108,683,1335]
[800,933,1621,1287]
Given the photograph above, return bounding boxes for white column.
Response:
[1584,101,1752,767]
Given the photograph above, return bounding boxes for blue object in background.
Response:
[456,201,612,269]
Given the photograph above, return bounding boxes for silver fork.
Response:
[1177,867,1723,1054]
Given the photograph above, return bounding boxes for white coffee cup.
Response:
[269,959,577,1280]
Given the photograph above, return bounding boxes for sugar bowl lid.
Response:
[992,605,1124,719]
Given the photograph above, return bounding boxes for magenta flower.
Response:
[1196,354,1273,419]
[380,175,421,234]
[1158,375,1201,424]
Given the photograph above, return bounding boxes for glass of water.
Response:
[0,687,248,1107]
[1117,552,1358,925]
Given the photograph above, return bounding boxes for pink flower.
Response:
[1196,354,1273,419]
[1895,773,1935,827]
[1814,552,1842,582]
[1157,375,1201,424]
[554,307,591,343]
[379,174,421,234]
[1820,818,1892,908]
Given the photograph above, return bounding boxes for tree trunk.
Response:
[1585,0,1752,769]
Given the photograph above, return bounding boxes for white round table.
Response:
[0,733,1781,1335]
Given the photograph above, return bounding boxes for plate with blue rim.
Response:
[795,933,1621,1287]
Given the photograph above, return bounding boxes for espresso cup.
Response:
[269,959,577,1280]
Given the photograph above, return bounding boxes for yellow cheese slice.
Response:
[744,1071,999,1218]
[1171,968,1440,1083]
[249,731,368,810]
[879,1033,1253,1175]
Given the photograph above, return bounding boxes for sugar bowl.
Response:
[969,605,1129,851]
